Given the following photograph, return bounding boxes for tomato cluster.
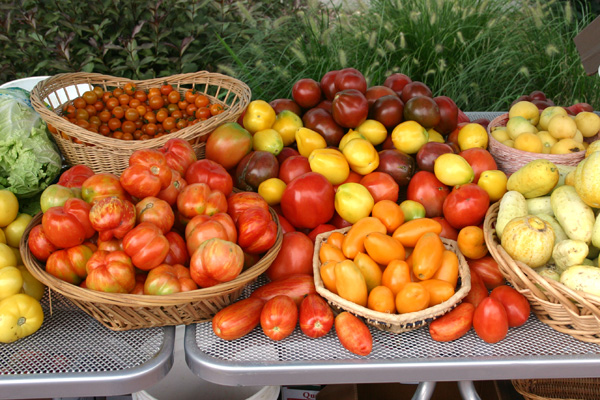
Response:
[50,83,225,142]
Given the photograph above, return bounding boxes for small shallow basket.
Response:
[20,211,282,331]
[512,378,600,400]
[483,201,600,343]
[312,228,471,334]
[30,72,251,174]
[486,113,590,175]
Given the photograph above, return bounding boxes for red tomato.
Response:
[490,285,530,328]
[276,213,296,234]
[185,159,233,196]
[250,274,316,306]
[292,78,322,109]
[164,231,190,267]
[45,244,95,285]
[227,191,270,223]
[415,142,455,173]
[473,297,509,344]
[235,150,280,192]
[406,171,450,218]
[135,196,174,234]
[331,89,369,128]
[278,155,311,185]
[320,70,339,100]
[459,148,498,184]
[432,216,459,241]
[276,147,301,165]
[328,211,352,230]
[335,311,373,356]
[157,169,187,206]
[212,298,266,341]
[58,165,94,188]
[428,302,475,342]
[260,295,298,341]
[204,122,253,170]
[383,73,412,95]
[302,107,345,147]
[400,81,433,103]
[463,269,488,308]
[81,173,129,204]
[266,231,314,281]
[120,149,172,199]
[158,138,197,176]
[333,170,363,192]
[41,205,87,249]
[212,212,238,243]
[280,172,335,230]
[269,98,302,116]
[433,96,459,135]
[442,183,490,230]
[369,95,404,129]
[89,197,136,241]
[365,85,397,108]
[85,250,136,293]
[468,256,505,290]
[63,198,95,239]
[307,224,336,242]
[299,293,334,338]
[236,207,278,254]
[143,264,197,295]
[27,225,57,262]
[122,222,170,271]
[190,238,244,288]
[184,215,229,256]
[359,172,399,203]
[177,183,227,220]
[334,68,367,94]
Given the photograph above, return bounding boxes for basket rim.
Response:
[20,208,282,308]
[29,71,252,149]
[312,227,471,331]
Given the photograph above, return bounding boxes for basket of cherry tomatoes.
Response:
[30,72,251,174]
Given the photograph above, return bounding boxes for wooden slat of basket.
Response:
[513,378,600,400]
[20,209,282,331]
[483,201,600,343]
[312,227,471,334]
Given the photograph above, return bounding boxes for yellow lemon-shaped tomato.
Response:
[338,130,366,151]
[491,127,510,143]
[434,153,474,186]
[271,110,303,146]
[457,123,488,150]
[295,127,327,158]
[575,111,600,138]
[308,148,350,185]
[4,213,33,248]
[243,100,276,134]
[356,119,388,146]
[0,243,17,269]
[0,190,18,228]
[252,128,284,156]
[477,170,508,202]
[548,114,577,139]
[509,100,540,126]
[427,128,445,143]
[258,178,287,206]
[0,266,23,301]
[539,106,568,131]
[335,182,374,224]
[391,120,429,154]
[513,132,543,153]
[341,138,379,175]
[399,200,426,221]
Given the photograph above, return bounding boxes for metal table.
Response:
[0,291,175,399]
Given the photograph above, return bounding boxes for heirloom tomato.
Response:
[164,231,189,266]
[40,184,78,213]
[205,122,253,170]
[211,212,237,243]
[122,222,170,271]
[135,197,174,234]
[332,89,369,128]
[177,183,227,220]
[190,238,244,288]
[308,148,350,186]
[17,266,45,301]
[120,149,172,199]
[370,94,404,129]
[459,148,497,184]
[185,159,233,196]
[406,171,450,218]
[157,170,187,206]
[212,297,265,341]
[269,98,302,116]
[58,165,95,189]
[97,238,123,252]
[272,110,303,146]
[334,311,372,356]
[320,70,339,100]
[258,177,287,206]
[442,183,490,230]
[250,274,316,306]
[334,182,374,224]
[236,207,278,255]
[295,127,327,158]
[403,95,441,129]
[281,172,335,229]
[0,266,23,301]
[432,216,459,241]
[433,95,459,135]
[89,197,136,241]
[42,203,89,249]
[278,155,311,185]
[307,224,336,242]
[276,147,300,165]
[85,250,136,293]
[400,81,433,103]
[489,285,530,327]
[375,149,416,187]
[359,172,399,203]
[0,294,44,343]
[235,151,280,192]
[365,85,397,107]
[334,68,367,94]
[27,225,57,262]
[45,243,95,285]
[227,191,270,223]
[4,213,32,248]
[299,293,334,338]
[266,231,314,281]
[415,142,455,173]
[0,190,18,228]
[143,264,197,295]
[184,215,229,256]
[383,72,412,95]
[473,297,509,343]
[158,138,197,176]
[260,295,298,341]
[302,107,345,147]
[81,173,128,204]
[292,78,322,109]
[243,100,276,134]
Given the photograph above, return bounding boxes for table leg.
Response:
[411,381,437,400]
[458,381,482,400]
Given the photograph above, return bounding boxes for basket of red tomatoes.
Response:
[30,72,251,175]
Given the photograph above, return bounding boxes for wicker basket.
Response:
[512,378,600,400]
[312,227,471,333]
[20,210,282,331]
[30,72,251,175]
[486,113,588,175]
[483,201,600,343]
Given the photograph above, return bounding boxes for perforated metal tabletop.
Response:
[0,291,175,399]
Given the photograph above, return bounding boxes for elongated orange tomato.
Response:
[395,282,430,314]
[326,231,345,249]
[412,232,445,280]
[419,278,455,306]
[320,260,338,294]
[371,199,404,234]
[342,217,386,259]
[334,259,368,307]
[353,252,383,292]
[319,242,347,264]
[381,259,411,295]
[368,285,396,313]
[432,250,460,287]
[363,232,405,265]
[392,218,442,248]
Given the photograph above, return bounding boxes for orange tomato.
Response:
[419,279,455,306]
[319,243,347,264]
[371,199,404,233]
[367,285,396,313]
[457,225,488,259]
[432,250,459,287]
[412,232,444,280]
[381,259,411,295]
[342,217,386,259]
[326,231,346,250]
[320,260,337,294]
[392,218,442,247]
[353,252,383,292]
[395,282,430,313]
[363,232,405,265]
[334,260,368,307]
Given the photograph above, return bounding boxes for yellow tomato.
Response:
[0,293,44,343]
[0,243,17,269]
[355,119,388,146]
[0,229,5,244]
[457,123,488,151]
[271,110,303,146]
[0,266,23,300]
[399,200,426,221]
[17,266,45,301]
[295,127,327,157]
[433,153,474,186]
[341,138,379,175]
[252,128,284,155]
[0,190,18,228]
[10,247,22,266]
[514,132,543,153]
[391,120,429,154]
[258,178,287,206]
[338,130,366,151]
[4,213,33,248]
[308,148,350,185]
[427,128,445,143]
[243,100,276,134]
[477,170,508,202]
[335,182,375,224]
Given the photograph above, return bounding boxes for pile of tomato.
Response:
[50,83,225,142]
